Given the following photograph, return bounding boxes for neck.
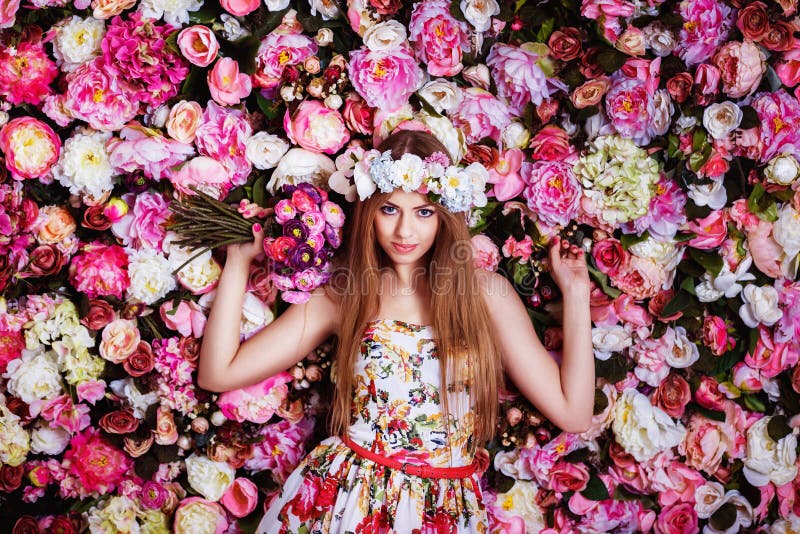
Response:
[388,264,427,294]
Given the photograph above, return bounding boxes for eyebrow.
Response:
[383,201,435,209]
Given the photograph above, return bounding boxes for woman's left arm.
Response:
[482,236,595,433]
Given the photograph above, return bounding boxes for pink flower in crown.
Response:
[450,87,513,144]
[623,176,687,240]
[348,46,424,111]
[108,123,195,181]
[0,0,20,28]
[522,161,582,227]
[283,99,350,155]
[604,76,655,145]
[675,0,733,67]
[753,90,800,162]
[253,32,317,96]
[0,117,61,180]
[208,57,252,106]
[217,372,293,423]
[62,427,132,498]
[63,59,138,131]
[68,242,130,299]
[194,101,253,187]
[486,42,566,113]
[0,39,57,105]
[408,0,470,76]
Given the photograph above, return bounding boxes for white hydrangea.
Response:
[53,129,115,200]
[612,389,686,462]
[742,417,798,487]
[62,345,106,385]
[126,248,177,305]
[52,16,106,72]
[0,403,30,467]
[86,495,139,534]
[5,347,63,404]
[138,0,202,26]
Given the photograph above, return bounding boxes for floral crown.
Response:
[330,148,490,213]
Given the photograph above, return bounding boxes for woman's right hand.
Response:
[226,222,266,264]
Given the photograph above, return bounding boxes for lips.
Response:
[392,242,417,253]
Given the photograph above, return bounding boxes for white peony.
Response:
[460,0,500,32]
[86,495,139,534]
[167,243,222,294]
[611,389,686,462]
[30,424,71,455]
[688,176,728,210]
[5,347,63,404]
[702,101,742,140]
[501,121,531,150]
[493,481,545,532]
[416,111,467,164]
[245,132,289,170]
[591,324,632,361]
[185,454,236,502]
[362,20,408,51]
[52,16,106,72]
[0,404,30,467]
[665,326,699,369]
[53,129,115,200]
[418,79,463,114]
[742,417,798,487]
[764,153,800,186]
[739,284,783,328]
[126,248,177,305]
[265,0,290,10]
[138,0,203,25]
[772,203,800,256]
[267,148,336,194]
[694,481,725,519]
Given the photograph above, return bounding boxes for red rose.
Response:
[6,396,31,422]
[99,409,139,434]
[666,73,693,104]
[762,21,796,52]
[548,460,590,493]
[342,92,375,136]
[737,1,770,41]
[549,27,583,62]
[0,464,24,492]
[28,244,64,277]
[462,144,498,168]
[12,516,39,534]
[368,0,402,15]
[80,299,115,330]
[652,373,691,418]
[579,47,604,79]
[45,516,77,534]
[648,289,683,321]
[124,341,155,377]
[81,204,112,231]
[316,476,339,508]
[591,238,628,277]
[178,336,201,363]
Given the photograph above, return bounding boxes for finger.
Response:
[252,222,263,235]
[549,237,562,269]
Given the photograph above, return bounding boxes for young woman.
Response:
[197,130,594,533]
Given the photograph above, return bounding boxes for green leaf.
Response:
[536,18,555,42]
[188,6,218,23]
[257,93,283,120]
[739,106,759,129]
[690,403,726,422]
[680,277,696,295]
[747,183,779,222]
[709,502,737,531]
[620,231,649,250]
[596,353,630,383]
[688,248,724,277]
[692,128,707,152]
[252,175,267,207]
[586,263,622,298]
[597,48,627,74]
[580,475,610,501]
[563,447,590,463]
[660,290,692,318]
[768,415,791,442]
[743,393,766,413]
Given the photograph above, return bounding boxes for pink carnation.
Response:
[753,90,800,161]
[68,242,130,299]
[217,372,293,423]
[63,59,138,131]
[40,395,91,433]
[0,39,57,105]
[522,161,582,227]
[0,117,61,180]
[194,101,253,187]
[450,87,513,144]
[676,0,733,66]
[486,43,566,113]
[62,428,132,497]
[108,124,195,181]
[408,0,470,76]
[348,46,424,111]
[284,99,350,155]
[253,32,317,96]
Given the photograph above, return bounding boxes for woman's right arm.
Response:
[197,230,339,392]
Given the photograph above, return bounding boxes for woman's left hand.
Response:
[548,235,591,297]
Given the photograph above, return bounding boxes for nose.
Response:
[395,211,414,239]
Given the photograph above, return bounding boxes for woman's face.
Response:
[373,189,440,271]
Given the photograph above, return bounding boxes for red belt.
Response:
[340,434,479,480]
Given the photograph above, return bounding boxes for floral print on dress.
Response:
[257,318,488,534]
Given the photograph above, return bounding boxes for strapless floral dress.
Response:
[257,318,487,533]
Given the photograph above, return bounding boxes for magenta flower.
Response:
[753,90,800,161]
[0,117,61,180]
[0,39,57,105]
[675,0,733,66]
[348,45,424,111]
[486,43,566,113]
[68,242,130,299]
[62,428,132,498]
[63,59,138,132]
[622,177,687,240]
[194,101,253,187]
[522,161,582,228]
[605,76,656,145]
[408,0,470,76]
[254,32,317,96]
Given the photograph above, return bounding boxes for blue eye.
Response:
[380,205,397,215]
[418,208,435,218]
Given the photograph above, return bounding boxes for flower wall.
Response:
[1,0,800,532]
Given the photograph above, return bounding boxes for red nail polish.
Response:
[253,223,262,233]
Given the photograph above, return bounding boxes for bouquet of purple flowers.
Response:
[263,183,345,304]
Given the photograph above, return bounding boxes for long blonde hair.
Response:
[327,130,504,443]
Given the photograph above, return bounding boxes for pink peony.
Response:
[486,42,566,113]
[208,58,252,106]
[0,117,61,180]
[253,32,317,96]
[177,25,219,67]
[62,428,132,497]
[753,90,800,161]
[0,0,20,28]
[173,497,228,534]
[486,149,524,201]
[450,87,513,144]
[108,123,195,181]
[170,156,231,199]
[604,75,657,145]
[522,161,582,227]
[220,478,258,518]
[159,299,207,338]
[219,0,258,16]
[63,59,138,131]
[348,46,424,111]
[68,242,130,299]
[0,39,57,105]
[283,99,350,155]
[217,372,293,423]
[676,0,733,66]
[408,0,470,76]
[245,418,314,483]
[714,40,767,99]
[194,101,253,187]
[623,177,687,240]
[471,234,500,271]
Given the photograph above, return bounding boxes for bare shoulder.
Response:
[316,284,343,330]
[474,269,514,303]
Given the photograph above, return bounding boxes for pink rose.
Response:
[170,156,231,199]
[656,503,698,534]
[693,63,721,105]
[731,361,763,392]
[694,375,727,411]
[530,125,577,163]
[177,26,219,68]
[342,91,374,135]
[652,373,691,418]
[284,99,349,155]
[348,46,424,111]
[776,44,800,88]
[408,0,470,76]
[219,0,258,16]
[160,300,207,338]
[0,0,20,28]
[522,161,582,227]
[76,380,106,405]
[548,460,590,493]
[714,40,766,99]
[702,315,735,356]
[208,58,251,106]
[502,235,534,263]
[592,238,628,278]
[471,234,500,271]
[220,478,258,517]
[679,414,733,474]
[99,319,140,364]
[217,372,293,423]
[487,149,524,201]
[686,210,727,249]
[174,497,228,534]
[167,100,204,144]
[0,117,61,180]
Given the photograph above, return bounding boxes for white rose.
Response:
[167,245,222,294]
[362,20,407,51]
[714,490,754,532]
[267,148,336,194]
[703,102,743,140]
[743,417,798,487]
[772,204,800,255]
[314,27,334,46]
[612,389,686,462]
[5,347,63,404]
[592,324,632,360]
[265,0,290,11]
[0,405,30,467]
[665,326,699,368]
[52,16,106,72]
[688,176,727,210]
[241,292,274,339]
[462,64,491,89]
[245,132,289,170]
[493,449,531,479]
[126,248,177,305]
[501,121,531,150]
[764,153,800,186]
[694,481,725,519]
[30,424,70,455]
[739,284,783,328]
[652,89,673,137]
[185,454,236,501]
[418,79,463,113]
[494,481,545,532]
[460,0,500,32]
[643,21,676,57]
[308,0,339,19]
